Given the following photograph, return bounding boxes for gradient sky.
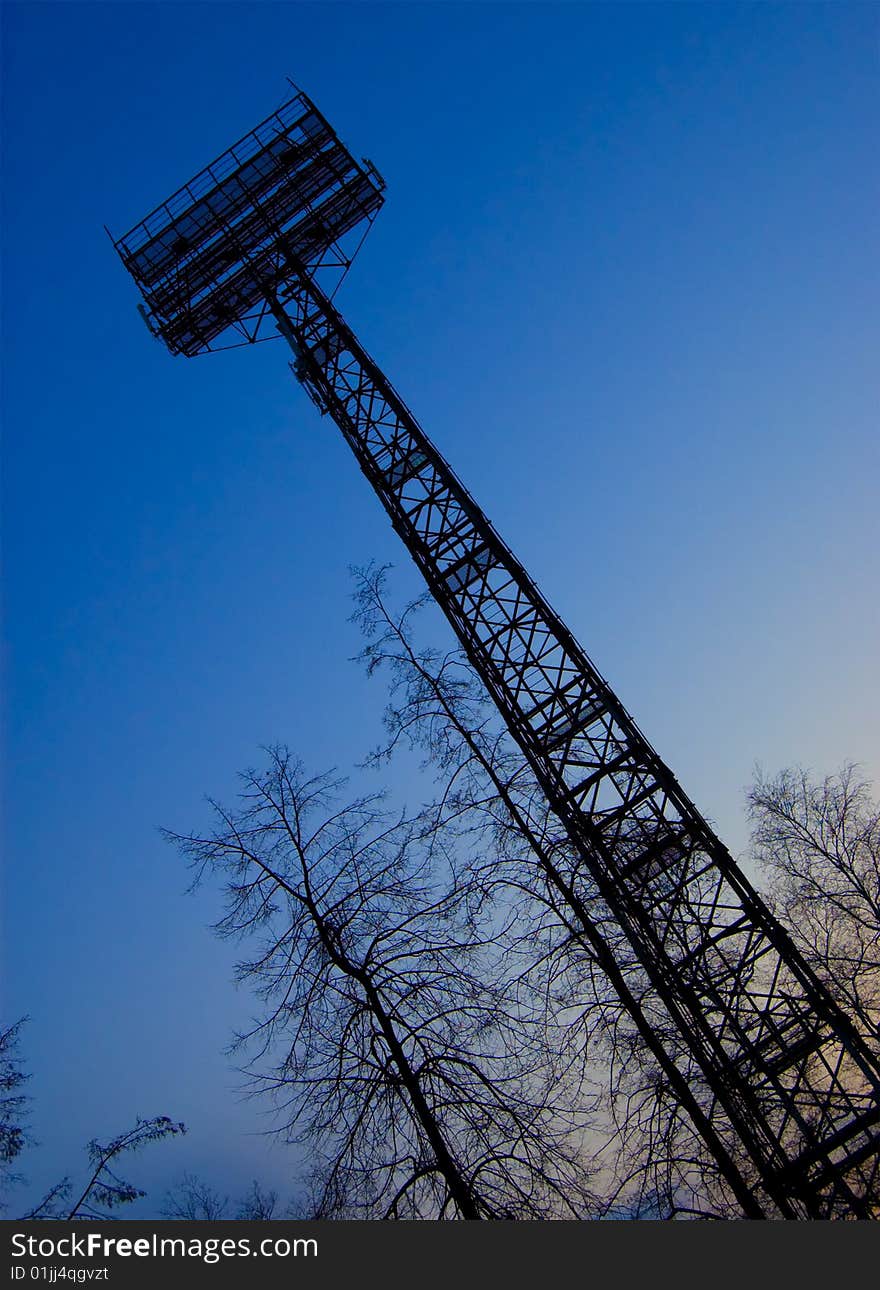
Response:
[3,1,878,1215]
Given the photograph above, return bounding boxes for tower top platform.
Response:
[113,90,385,356]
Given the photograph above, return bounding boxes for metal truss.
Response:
[114,91,880,1219]
[265,263,880,1219]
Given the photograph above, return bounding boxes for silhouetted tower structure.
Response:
[112,89,880,1218]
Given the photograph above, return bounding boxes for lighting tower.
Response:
[112,89,880,1218]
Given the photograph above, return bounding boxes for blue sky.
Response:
[3,1,878,1214]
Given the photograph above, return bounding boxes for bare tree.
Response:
[369,633,880,1220]
[0,1020,29,1209]
[162,1172,231,1220]
[236,1179,279,1220]
[1,1019,185,1221]
[21,1116,186,1221]
[178,572,870,1221]
[350,564,751,1219]
[162,1174,280,1220]
[167,748,598,1219]
[749,763,880,1046]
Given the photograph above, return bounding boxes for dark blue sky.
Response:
[3,1,878,1213]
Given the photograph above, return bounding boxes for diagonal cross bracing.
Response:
[268,266,880,1219]
[113,91,880,1219]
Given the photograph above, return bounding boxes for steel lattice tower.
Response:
[112,89,880,1218]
